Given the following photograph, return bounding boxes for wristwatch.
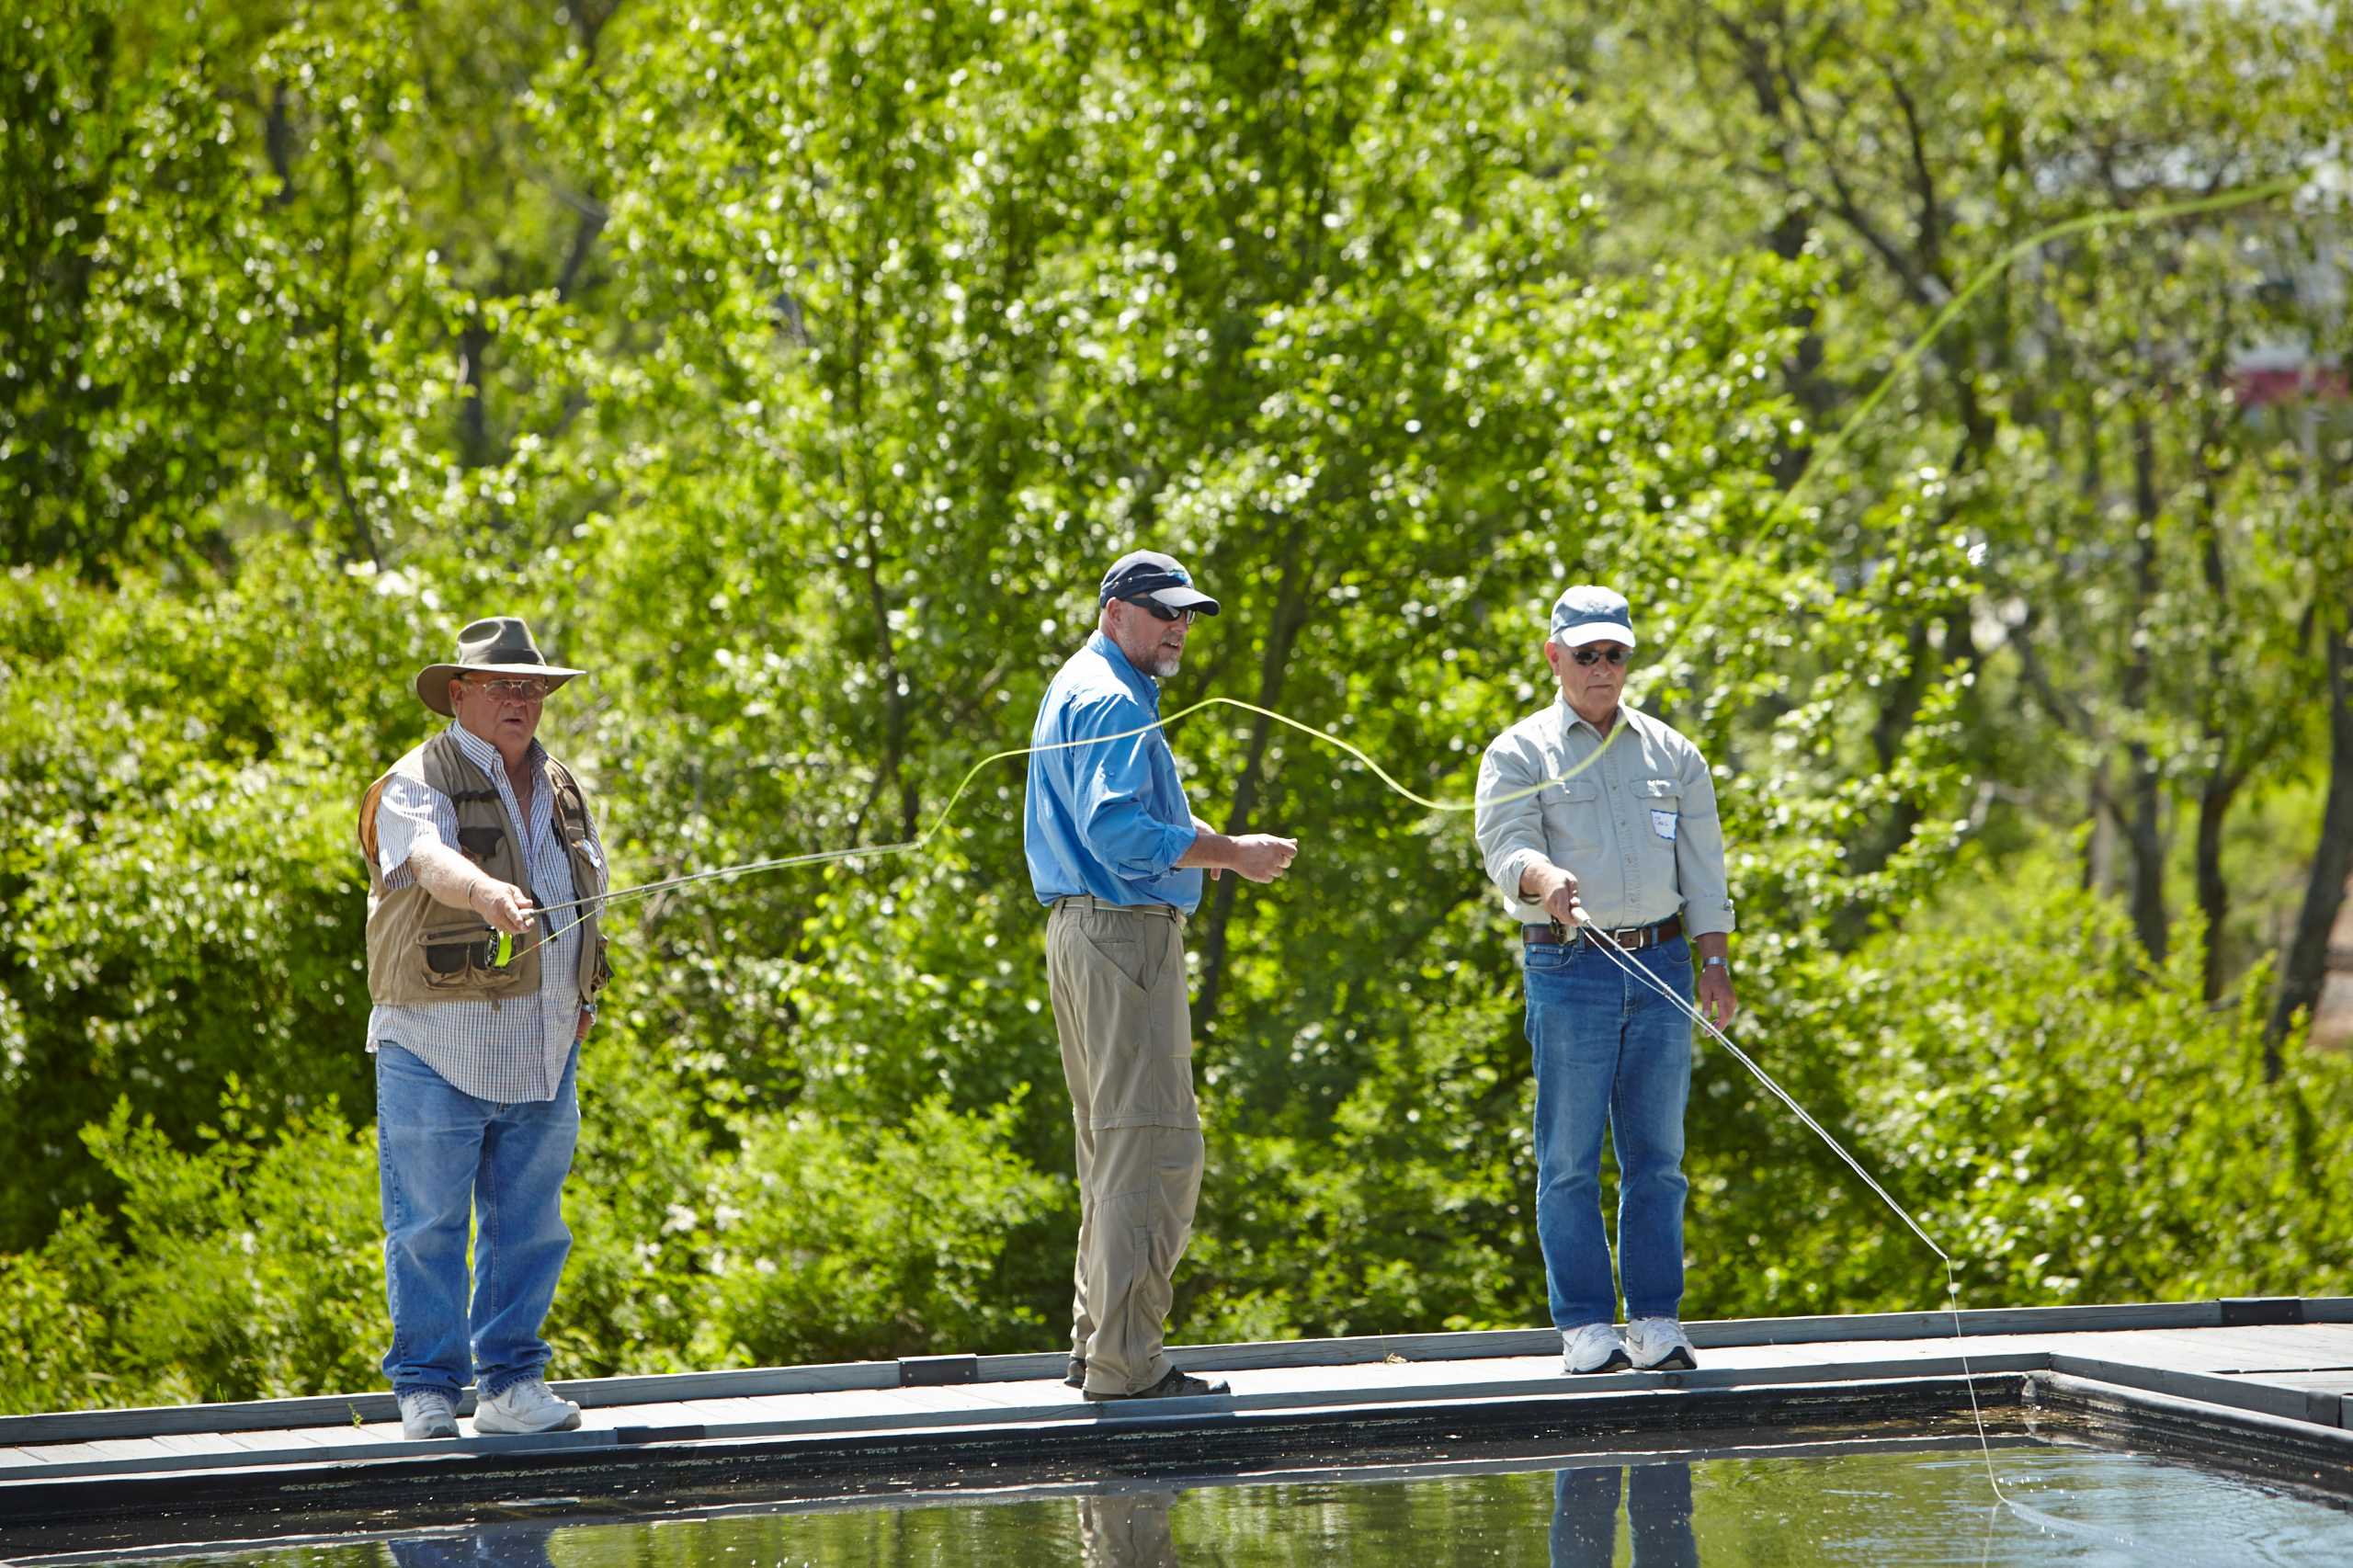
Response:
[1700,956,1729,972]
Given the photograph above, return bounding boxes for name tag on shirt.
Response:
[1651,809,1677,842]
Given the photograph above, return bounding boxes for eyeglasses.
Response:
[1569,646,1630,667]
[1125,598,1199,628]
[469,677,552,701]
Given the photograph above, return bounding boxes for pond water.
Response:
[74,1442,2353,1567]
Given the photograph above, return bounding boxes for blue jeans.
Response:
[376,1043,579,1400]
[1523,933,1693,1327]
[1552,1464,1699,1567]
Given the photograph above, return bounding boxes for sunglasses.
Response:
[1569,646,1630,667]
[469,676,552,701]
[1124,598,1199,628]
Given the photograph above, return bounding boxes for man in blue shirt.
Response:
[1026,549,1300,1402]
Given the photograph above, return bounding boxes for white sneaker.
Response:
[1563,1322,1631,1374]
[398,1390,459,1439]
[471,1377,583,1434]
[1625,1316,1698,1371]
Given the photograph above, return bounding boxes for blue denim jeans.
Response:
[1552,1464,1699,1567]
[375,1042,579,1400]
[1523,933,1693,1328]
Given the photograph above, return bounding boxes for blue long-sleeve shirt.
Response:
[1025,631,1204,913]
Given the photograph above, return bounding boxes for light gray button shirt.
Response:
[1474,699,1735,935]
[365,723,600,1103]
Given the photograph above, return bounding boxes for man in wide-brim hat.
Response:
[412,617,585,716]
[356,616,612,1440]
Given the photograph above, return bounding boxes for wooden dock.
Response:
[4,1297,2352,1557]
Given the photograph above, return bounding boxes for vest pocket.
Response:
[417,922,517,991]
[456,824,506,862]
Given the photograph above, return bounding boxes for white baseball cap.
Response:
[1547,585,1636,648]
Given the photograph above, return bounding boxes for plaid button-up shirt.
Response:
[1474,699,1736,936]
[365,722,602,1102]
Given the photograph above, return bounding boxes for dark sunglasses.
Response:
[1570,646,1630,667]
[1125,597,1198,627]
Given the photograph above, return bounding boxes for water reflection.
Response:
[1078,1488,1181,1567]
[386,1523,556,1568]
[1552,1463,1699,1567]
[77,1443,2353,1567]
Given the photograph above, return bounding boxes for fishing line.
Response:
[508,695,1632,960]
[508,168,2309,960]
[1671,170,2310,644]
[1597,168,2302,1547]
[1570,911,2141,1550]
[474,172,2300,1542]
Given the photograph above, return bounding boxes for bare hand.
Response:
[1228,834,1300,884]
[471,878,537,937]
[575,1007,596,1044]
[1540,870,1585,929]
[1697,966,1738,1029]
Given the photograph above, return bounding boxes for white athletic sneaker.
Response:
[1563,1322,1632,1374]
[471,1377,583,1435]
[1625,1316,1699,1371]
[398,1390,459,1439]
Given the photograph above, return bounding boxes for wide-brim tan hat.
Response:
[415,616,586,717]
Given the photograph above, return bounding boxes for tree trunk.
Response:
[2084,757,2112,893]
[2268,612,2353,1068]
[264,81,297,207]
[1765,208,1827,489]
[1834,615,1937,931]
[2185,324,2244,1004]
[1193,546,1312,1033]
[456,318,494,471]
[2194,768,2236,1002]
[2120,408,2166,962]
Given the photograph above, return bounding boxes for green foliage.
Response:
[1,0,2347,1415]
[687,1091,1060,1367]
[0,540,430,1244]
[1,1083,383,1408]
[0,1210,115,1414]
[1682,858,2353,1319]
[0,1053,1059,1411]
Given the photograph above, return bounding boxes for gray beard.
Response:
[1142,647,1184,678]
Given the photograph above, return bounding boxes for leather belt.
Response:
[1523,913,1682,949]
[1052,894,1182,922]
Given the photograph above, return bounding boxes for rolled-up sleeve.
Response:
[1475,733,1552,907]
[1072,695,1197,881]
[373,775,457,891]
[1672,744,1736,936]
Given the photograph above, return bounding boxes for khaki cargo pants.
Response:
[1046,896,1204,1397]
[1079,1490,1179,1567]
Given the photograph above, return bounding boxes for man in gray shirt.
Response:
[1473,586,1737,1375]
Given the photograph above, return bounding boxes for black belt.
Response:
[1523,913,1682,950]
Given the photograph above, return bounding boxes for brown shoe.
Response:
[1082,1367,1229,1402]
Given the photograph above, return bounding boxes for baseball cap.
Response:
[1548,585,1636,648]
[1097,550,1222,616]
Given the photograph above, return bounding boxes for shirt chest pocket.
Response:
[1640,778,1680,844]
[1539,778,1604,852]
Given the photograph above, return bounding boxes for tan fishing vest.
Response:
[358,729,611,1009]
